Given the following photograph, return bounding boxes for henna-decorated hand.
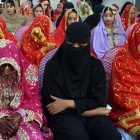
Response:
[0,117,14,138]
[6,113,22,137]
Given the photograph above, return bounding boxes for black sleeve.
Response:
[74,59,106,114]
[41,63,53,115]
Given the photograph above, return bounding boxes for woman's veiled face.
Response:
[67,42,87,48]
[0,64,15,76]
[67,12,78,26]
[7,3,16,15]
[103,10,115,25]
[57,4,63,14]
[130,8,136,20]
[83,5,88,14]
[0,4,5,13]
[34,6,44,17]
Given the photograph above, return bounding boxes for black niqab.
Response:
[56,2,74,28]
[120,1,133,16]
[84,4,105,30]
[48,22,91,98]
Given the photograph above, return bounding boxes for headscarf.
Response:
[84,4,105,30]
[119,1,133,16]
[54,8,80,47]
[108,23,140,138]
[21,15,56,67]
[1,0,26,33]
[51,1,65,22]
[0,17,18,44]
[56,2,74,28]
[93,6,127,59]
[0,39,43,116]
[25,3,45,25]
[77,1,93,20]
[121,4,137,31]
[44,22,91,98]
[18,1,32,18]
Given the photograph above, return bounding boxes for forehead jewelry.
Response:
[4,64,10,75]
[106,7,110,14]
[112,9,117,15]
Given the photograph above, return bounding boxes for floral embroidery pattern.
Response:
[25,65,38,86]
[0,40,12,48]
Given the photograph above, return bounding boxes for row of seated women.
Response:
[0,1,140,140]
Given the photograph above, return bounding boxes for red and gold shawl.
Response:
[21,15,56,67]
[108,23,140,138]
[121,4,137,31]
[0,17,18,45]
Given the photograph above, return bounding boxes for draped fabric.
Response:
[121,4,137,31]
[56,2,74,28]
[21,15,56,67]
[51,1,65,22]
[1,0,26,33]
[18,1,32,18]
[119,1,133,16]
[92,6,127,59]
[77,2,93,20]
[54,8,80,47]
[0,17,18,45]
[0,39,44,139]
[84,4,105,30]
[108,23,140,138]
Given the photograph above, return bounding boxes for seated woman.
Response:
[21,15,57,67]
[51,1,65,22]
[25,3,56,34]
[41,22,121,140]
[0,39,44,139]
[54,8,80,47]
[18,1,32,19]
[1,0,26,33]
[121,4,137,31]
[91,6,127,59]
[77,2,93,20]
[39,0,53,19]
[0,1,5,15]
[56,2,74,28]
[108,23,140,139]
[0,17,18,45]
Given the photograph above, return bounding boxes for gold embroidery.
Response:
[137,44,140,55]
[129,125,140,138]
[31,27,46,43]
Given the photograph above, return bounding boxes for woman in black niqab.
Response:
[84,4,105,30]
[56,2,74,27]
[41,22,121,140]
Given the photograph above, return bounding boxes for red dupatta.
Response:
[108,23,140,138]
[0,17,18,45]
[21,15,56,67]
[121,4,137,31]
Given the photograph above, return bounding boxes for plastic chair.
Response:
[101,46,121,103]
[14,25,30,43]
[39,48,58,92]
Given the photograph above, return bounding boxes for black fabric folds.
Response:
[41,22,106,116]
[84,4,105,30]
[119,1,133,16]
[56,2,74,28]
